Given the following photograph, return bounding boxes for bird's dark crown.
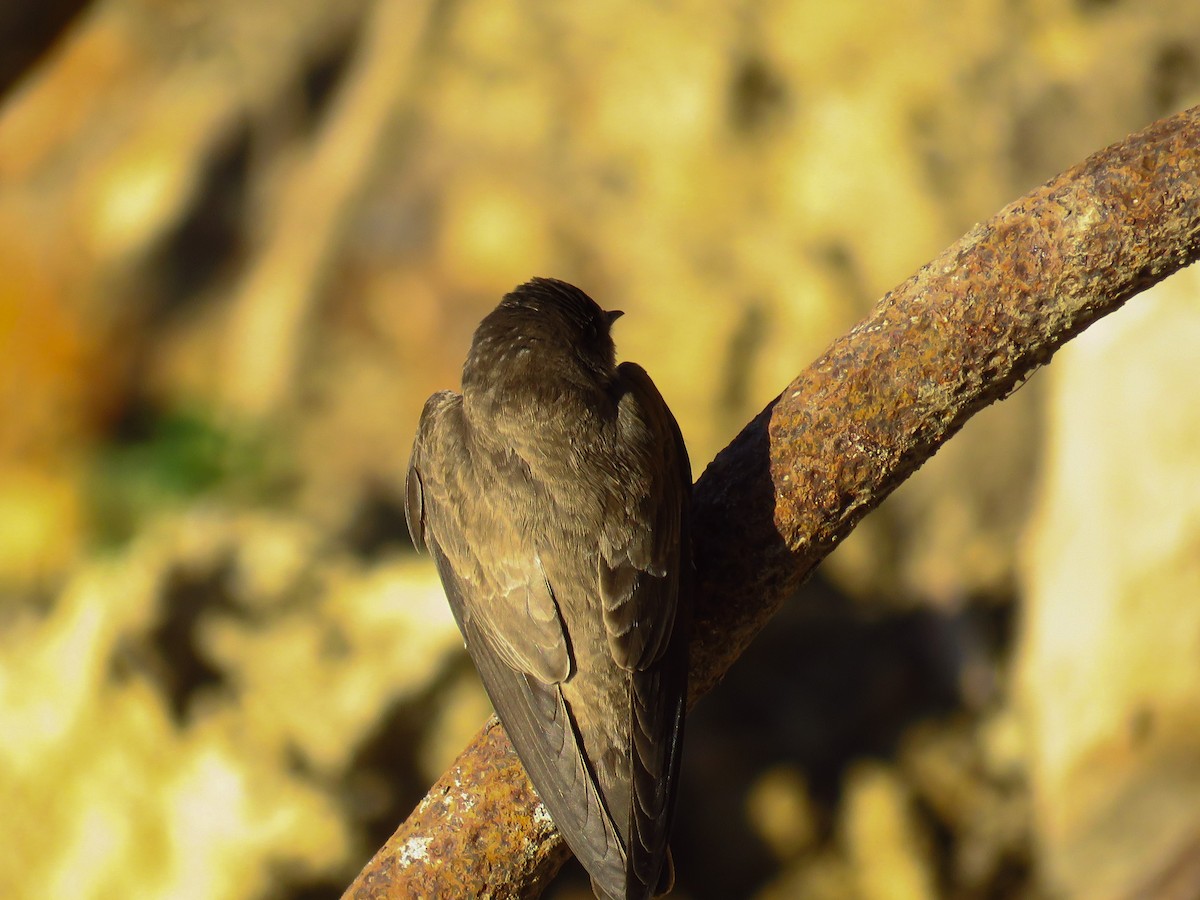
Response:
[462,278,621,394]
[497,278,621,340]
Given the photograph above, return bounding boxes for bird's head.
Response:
[462,278,623,402]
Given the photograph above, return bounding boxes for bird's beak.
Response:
[606,309,624,326]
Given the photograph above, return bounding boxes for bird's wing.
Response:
[405,391,627,888]
[599,363,691,672]
[602,361,693,896]
[430,541,628,893]
[406,392,570,684]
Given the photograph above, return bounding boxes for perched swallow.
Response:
[405,277,692,899]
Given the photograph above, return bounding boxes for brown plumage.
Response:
[405,278,691,899]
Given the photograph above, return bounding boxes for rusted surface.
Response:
[689,103,1200,698]
[345,104,1200,897]
[344,718,570,899]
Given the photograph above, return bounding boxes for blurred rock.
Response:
[756,853,855,900]
[0,463,82,587]
[1018,269,1200,899]
[0,509,462,899]
[900,717,1033,896]
[746,764,819,862]
[842,762,937,900]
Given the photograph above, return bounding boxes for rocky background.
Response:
[2,1,1200,898]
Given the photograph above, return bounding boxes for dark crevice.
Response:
[728,54,790,136]
[148,560,240,722]
[148,124,252,312]
[0,0,95,101]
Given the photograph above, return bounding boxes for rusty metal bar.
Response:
[345,103,1200,899]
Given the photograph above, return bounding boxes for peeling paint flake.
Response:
[397,835,433,867]
[532,803,554,829]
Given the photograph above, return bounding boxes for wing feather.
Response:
[605,362,693,898]
[599,363,688,673]
[427,540,627,890]
[408,391,571,684]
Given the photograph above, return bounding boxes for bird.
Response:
[405,277,692,899]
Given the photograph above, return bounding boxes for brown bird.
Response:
[405,278,691,899]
